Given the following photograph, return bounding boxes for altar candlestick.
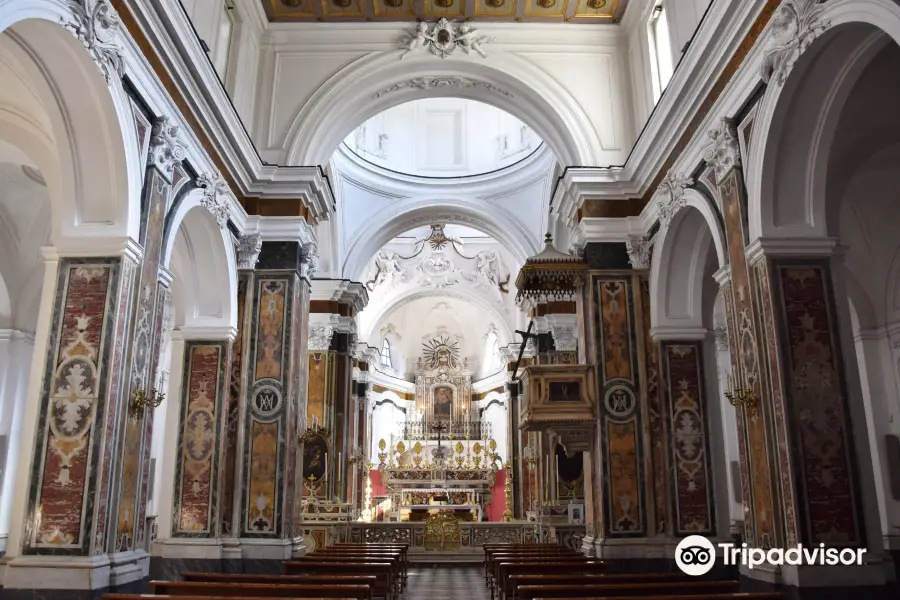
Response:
[339,452,343,481]
[324,452,328,480]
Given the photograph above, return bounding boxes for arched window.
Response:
[648,1,674,103]
[381,338,393,369]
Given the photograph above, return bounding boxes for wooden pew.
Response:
[532,595,785,600]
[505,573,697,600]
[332,543,408,563]
[486,550,582,589]
[149,581,371,600]
[284,561,394,600]
[516,580,740,600]
[295,554,402,593]
[180,573,379,589]
[104,596,349,600]
[311,549,407,585]
[492,557,591,597]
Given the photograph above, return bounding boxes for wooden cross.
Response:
[511,320,537,381]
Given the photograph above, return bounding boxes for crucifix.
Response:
[431,420,449,450]
[511,319,537,381]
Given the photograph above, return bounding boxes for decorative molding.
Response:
[399,19,492,60]
[549,326,578,353]
[236,233,263,270]
[704,117,741,182]
[308,325,335,351]
[760,0,831,86]
[62,0,125,84]
[197,172,231,229]
[372,76,512,100]
[657,171,694,229]
[713,326,729,351]
[625,235,652,270]
[147,116,186,181]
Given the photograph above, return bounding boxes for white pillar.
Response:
[4,247,59,560]
[0,331,35,552]
[712,326,743,532]
[154,331,186,545]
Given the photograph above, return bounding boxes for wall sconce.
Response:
[299,415,329,443]
[129,388,165,420]
[725,373,758,416]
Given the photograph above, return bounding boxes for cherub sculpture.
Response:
[399,22,430,60]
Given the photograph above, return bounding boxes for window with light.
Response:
[648,2,675,103]
[381,338,392,369]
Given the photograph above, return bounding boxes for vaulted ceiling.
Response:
[261,0,626,23]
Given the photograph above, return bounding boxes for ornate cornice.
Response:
[760,0,831,86]
[236,233,262,270]
[704,117,742,182]
[308,325,335,352]
[625,235,652,270]
[197,172,231,229]
[399,19,492,60]
[656,171,694,229]
[147,116,186,182]
[62,0,125,84]
[372,76,511,100]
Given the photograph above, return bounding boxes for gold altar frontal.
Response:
[424,510,461,550]
[405,507,477,522]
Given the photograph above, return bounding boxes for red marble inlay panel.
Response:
[176,344,224,534]
[720,171,777,547]
[663,343,714,535]
[33,264,113,550]
[775,264,861,545]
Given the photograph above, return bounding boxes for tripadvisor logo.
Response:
[675,535,868,576]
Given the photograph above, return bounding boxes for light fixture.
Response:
[725,373,758,416]
[129,388,165,420]
[299,415,329,443]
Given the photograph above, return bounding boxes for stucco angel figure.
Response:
[399,22,430,60]
[456,23,490,59]
[474,250,501,288]
[366,250,407,290]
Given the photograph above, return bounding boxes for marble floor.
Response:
[404,566,488,600]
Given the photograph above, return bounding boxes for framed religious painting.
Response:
[302,435,329,482]
[432,385,454,420]
[568,502,584,525]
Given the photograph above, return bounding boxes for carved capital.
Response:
[301,243,319,281]
[761,0,831,86]
[236,233,263,270]
[62,0,125,84]
[625,235,652,270]
[549,326,578,353]
[148,116,186,181]
[197,172,231,229]
[657,170,694,229]
[308,325,335,352]
[704,117,741,182]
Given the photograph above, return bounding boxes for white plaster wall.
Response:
[665,0,713,64]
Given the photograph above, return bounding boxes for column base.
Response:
[2,554,115,591]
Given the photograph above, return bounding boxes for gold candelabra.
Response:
[502,461,513,522]
[129,388,165,420]
[299,416,328,443]
[725,373,759,415]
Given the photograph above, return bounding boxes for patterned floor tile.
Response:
[404,566,489,600]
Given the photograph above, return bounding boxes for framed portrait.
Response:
[433,385,453,420]
[568,502,584,525]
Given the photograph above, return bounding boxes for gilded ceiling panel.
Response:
[262,0,624,22]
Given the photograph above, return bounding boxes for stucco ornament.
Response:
[62,0,125,84]
[625,235,652,270]
[197,172,231,229]
[656,171,694,230]
[399,19,492,59]
[760,0,831,86]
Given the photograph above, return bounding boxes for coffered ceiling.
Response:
[262,0,626,23]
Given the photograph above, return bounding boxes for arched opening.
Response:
[753,20,900,554]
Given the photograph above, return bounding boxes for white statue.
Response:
[366,250,406,290]
[457,23,489,59]
[474,250,500,287]
[399,22,429,60]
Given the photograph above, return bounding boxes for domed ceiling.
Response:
[343,98,543,178]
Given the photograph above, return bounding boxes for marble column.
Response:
[2,241,143,592]
[152,328,234,570]
[708,116,886,587]
[236,241,312,562]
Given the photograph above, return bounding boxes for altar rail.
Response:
[299,522,586,563]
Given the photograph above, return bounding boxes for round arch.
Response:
[0,9,142,244]
[165,195,238,332]
[361,287,515,347]
[285,51,598,167]
[649,191,726,333]
[342,197,538,282]
[746,0,900,241]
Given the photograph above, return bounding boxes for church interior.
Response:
[0,0,899,599]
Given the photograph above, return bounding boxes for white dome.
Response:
[343,98,543,178]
